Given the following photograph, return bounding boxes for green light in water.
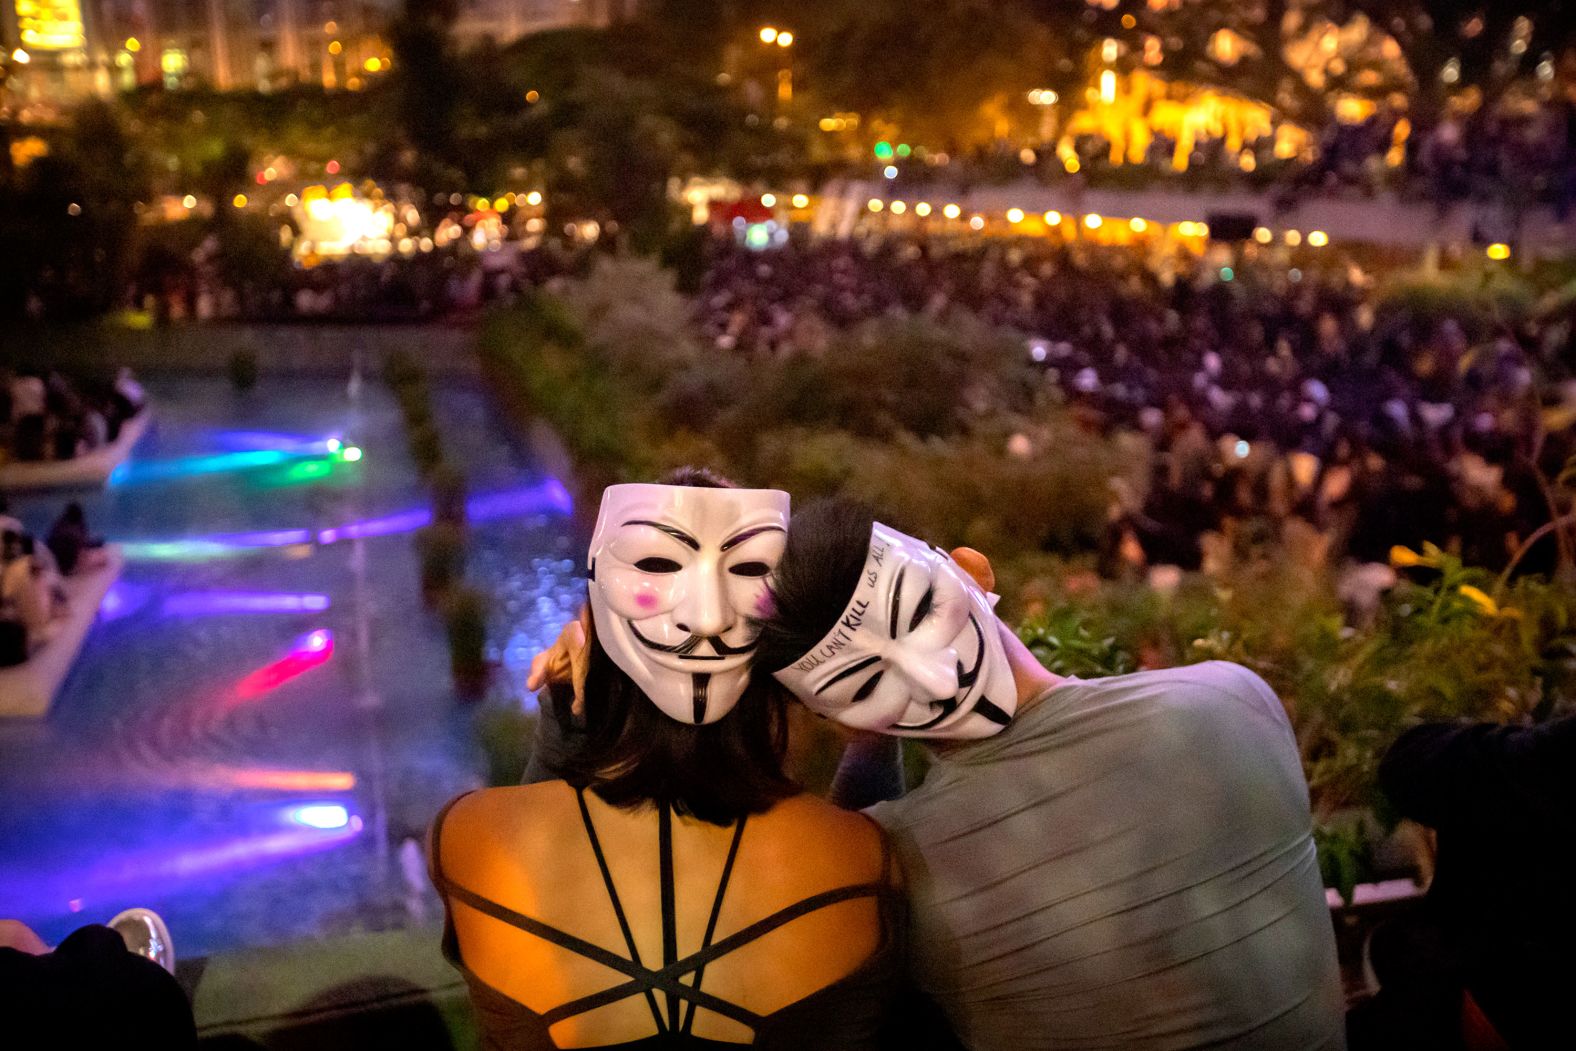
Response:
[341,446,363,462]
[874,141,894,160]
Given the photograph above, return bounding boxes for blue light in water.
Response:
[115,449,300,485]
[1235,440,1251,459]
[1220,267,1235,282]
[290,804,351,830]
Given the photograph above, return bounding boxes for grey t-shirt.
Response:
[868,661,1345,1051]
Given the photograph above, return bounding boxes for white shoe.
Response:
[107,908,175,975]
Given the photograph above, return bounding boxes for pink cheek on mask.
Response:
[634,591,658,612]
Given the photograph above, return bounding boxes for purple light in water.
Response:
[125,481,574,562]
[98,581,152,622]
[317,508,431,545]
[470,479,575,521]
[207,527,315,548]
[210,430,324,453]
[161,592,332,617]
[0,819,365,919]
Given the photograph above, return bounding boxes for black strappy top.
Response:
[430,789,905,1051]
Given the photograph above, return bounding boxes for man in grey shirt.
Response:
[753,501,1345,1050]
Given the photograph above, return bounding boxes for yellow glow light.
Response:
[1007,208,1025,224]
[943,203,962,219]
[284,193,298,207]
[182,194,197,209]
[777,31,794,47]
[890,201,907,215]
[1253,227,1273,244]
[1100,70,1117,104]
[263,166,277,180]
[1308,231,1329,248]
[364,57,381,72]
[792,193,810,209]
[915,202,932,216]
[1044,210,1062,225]
[1284,230,1302,246]
[867,198,884,213]
[328,40,342,55]
[969,216,985,230]
[1064,156,1081,174]
[1084,214,1104,230]
[11,48,30,64]
[233,194,248,208]
[761,193,777,207]
[1129,217,1148,233]
[526,191,543,206]
[125,37,141,53]
[525,89,540,103]
[1487,243,1511,261]
[759,26,778,44]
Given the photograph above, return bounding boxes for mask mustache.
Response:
[894,615,990,731]
[630,622,757,659]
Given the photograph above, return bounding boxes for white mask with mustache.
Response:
[773,523,1017,740]
[587,483,790,725]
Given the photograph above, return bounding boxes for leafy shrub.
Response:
[407,421,444,476]
[474,703,537,788]
[444,585,491,699]
[228,348,259,392]
[430,463,469,527]
[416,523,467,605]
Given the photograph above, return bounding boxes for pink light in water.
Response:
[232,630,335,700]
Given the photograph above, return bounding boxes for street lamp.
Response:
[759,26,794,106]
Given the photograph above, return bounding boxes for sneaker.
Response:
[107,908,175,975]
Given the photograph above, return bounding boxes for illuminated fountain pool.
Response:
[0,372,584,955]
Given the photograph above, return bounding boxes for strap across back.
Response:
[430,789,890,1040]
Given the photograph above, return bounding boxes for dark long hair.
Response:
[751,499,877,674]
[554,641,796,825]
[552,465,798,825]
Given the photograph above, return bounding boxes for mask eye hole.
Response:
[635,557,683,573]
[907,584,935,633]
[851,670,885,702]
[729,561,772,578]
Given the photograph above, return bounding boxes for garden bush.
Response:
[416,523,467,606]
[444,585,492,700]
[228,347,259,392]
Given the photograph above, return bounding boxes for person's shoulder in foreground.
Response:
[436,781,888,883]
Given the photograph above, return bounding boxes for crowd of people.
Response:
[1,368,146,465]
[0,499,106,666]
[696,236,1573,577]
[914,94,1576,215]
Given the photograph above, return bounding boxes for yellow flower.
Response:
[1459,585,1498,614]
[1458,585,1520,618]
[1391,543,1445,569]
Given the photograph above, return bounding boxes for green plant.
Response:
[416,523,467,605]
[474,703,537,787]
[228,348,260,392]
[430,463,469,527]
[407,422,444,476]
[444,584,491,700]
